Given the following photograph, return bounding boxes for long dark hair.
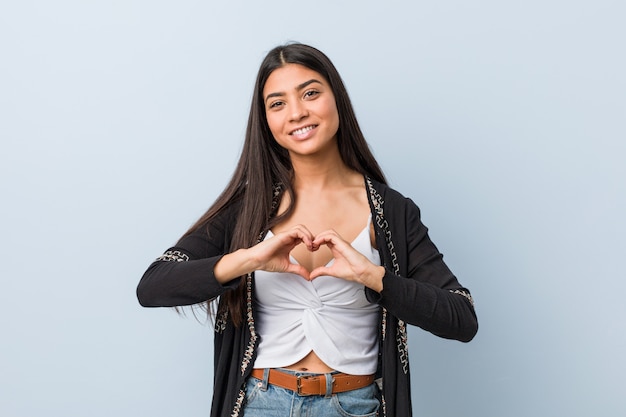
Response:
[186,43,386,326]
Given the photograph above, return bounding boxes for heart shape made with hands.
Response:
[279,231,361,281]
[261,223,377,283]
[280,240,333,278]
[291,242,334,269]
[265,227,383,291]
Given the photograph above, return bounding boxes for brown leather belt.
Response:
[251,368,375,396]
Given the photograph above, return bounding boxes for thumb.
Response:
[309,266,332,280]
[285,264,311,281]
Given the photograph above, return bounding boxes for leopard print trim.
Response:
[214,308,228,334]
[366,178,390,342]
[240,272,257,376]
[155,250,189,262]
[450,289,475,307]
[397,320,409,374]
[233,246,267,414]
[237,185,282,373]
[230,185,283,416]
[230,388,245,417]
[381,396,386,417]
[366,177,409,376]
[365,178,400,275]
[271,183,282,210]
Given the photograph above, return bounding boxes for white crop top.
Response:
[253,215,381,375]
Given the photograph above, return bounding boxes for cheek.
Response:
[265,115,288,147]
[320,97,339,124]
[326,103,340,130]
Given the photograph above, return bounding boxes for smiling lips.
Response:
[290,124,317,137]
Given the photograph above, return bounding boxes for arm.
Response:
[136,209,239,307]
[137,210,318,307]
[366,198,478,342]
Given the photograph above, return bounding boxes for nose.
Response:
[289,100,308,122]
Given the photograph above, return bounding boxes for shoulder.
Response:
[366,177,420,217]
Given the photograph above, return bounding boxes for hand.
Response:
[309,229,384,292]
[248,224,317,280]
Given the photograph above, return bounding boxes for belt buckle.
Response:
[296,374,315,396]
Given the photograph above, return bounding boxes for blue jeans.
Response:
[243,368,380,417]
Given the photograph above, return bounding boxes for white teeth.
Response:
[292,125,314,135]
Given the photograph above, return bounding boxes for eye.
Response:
[304,90,319,99]
[268,100,284,110]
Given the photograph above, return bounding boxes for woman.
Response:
[137,43,478,417]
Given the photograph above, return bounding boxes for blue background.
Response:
[1,1,624,416]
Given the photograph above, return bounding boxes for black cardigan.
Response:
[137,177,478,417]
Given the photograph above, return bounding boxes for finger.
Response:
[268,231,307,254]
[312,229,348,247]
[284,263,311,281]
[291,224,315,238]
[309,266,333,280]
[286,225,315,249]
[315,236,354,258]
[312,233,338,248]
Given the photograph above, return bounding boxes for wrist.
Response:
[214,248,257,283]
[365,265,385,293]
[233,247,262,275]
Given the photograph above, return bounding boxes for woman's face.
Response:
[263,64,340,158]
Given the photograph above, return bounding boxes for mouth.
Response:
[289,125,317,136]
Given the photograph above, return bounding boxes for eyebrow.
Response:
[264,79,323,103]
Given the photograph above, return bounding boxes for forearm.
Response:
[137,255,239,307]
[213,248,260,283]
[367,271,478,342]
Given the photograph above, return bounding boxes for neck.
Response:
[289,148,356,191]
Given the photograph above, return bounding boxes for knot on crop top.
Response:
[253,216,381,375]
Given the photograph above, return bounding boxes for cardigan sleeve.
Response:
[136,206,241,308]
[366,197,478,342]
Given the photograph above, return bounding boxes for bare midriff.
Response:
[283,350,335,373]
